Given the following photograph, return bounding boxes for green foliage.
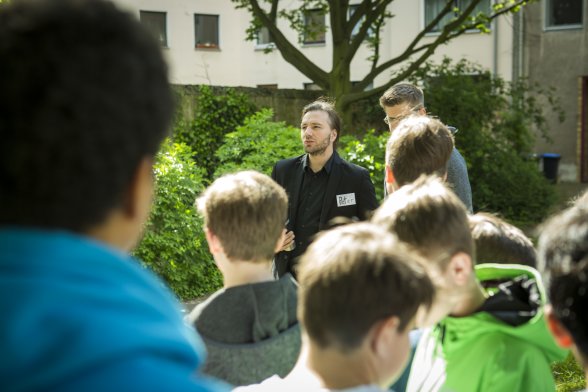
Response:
[408,58,561,227]
[553,353,586,392]
[174,85,256,180]
[339,129,388,202]
[134,140,222,300]
[214,108,303,177]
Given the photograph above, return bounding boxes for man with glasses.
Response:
[379,82,472,211]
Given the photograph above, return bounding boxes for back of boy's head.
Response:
[469,212,536,267]
[0,0,172,232]
[197,170,288,262]
[386,116,454,187]
[372,175,474,266]
[379,82,424,109]
[537,204,588,361]
[297,222,434,351]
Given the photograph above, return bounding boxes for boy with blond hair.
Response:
[187,171,300,386]
[385,115,454,194]
[372,176,567,392]
[235,222,434,391]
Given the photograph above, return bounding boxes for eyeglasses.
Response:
[383,106,423,125]
[384,114,410,125]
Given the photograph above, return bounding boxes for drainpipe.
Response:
[518,7,524,80]
[493,13,498,77]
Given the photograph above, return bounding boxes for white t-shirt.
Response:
[233,375,385,392]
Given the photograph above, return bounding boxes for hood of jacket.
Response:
[440,263,566,363]
[190,274,298,344]
[0,229,210,391]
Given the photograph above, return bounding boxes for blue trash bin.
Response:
[542,153,561,183]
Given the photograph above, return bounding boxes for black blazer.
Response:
[271,151,378,275]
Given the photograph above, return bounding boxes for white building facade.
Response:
[114,0,516,88]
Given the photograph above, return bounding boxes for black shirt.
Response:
[291,153,334,260]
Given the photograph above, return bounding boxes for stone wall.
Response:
[173,84,387,136]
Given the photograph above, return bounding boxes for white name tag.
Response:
[336,193,356,207]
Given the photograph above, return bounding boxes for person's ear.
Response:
[371,315,400,358]
[204,227,223,255]
[331,129,338,142]
[122,157,154,220]
[385,165,397,195]
[546,305,575,348]
[274,228,287,253]
[447,252,473,287]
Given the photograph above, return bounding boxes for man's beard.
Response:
[304,134,331,156]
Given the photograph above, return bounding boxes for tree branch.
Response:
[346,0,394,64]
[356,0,526,92]
[345,0,530,104]
[245,0,330,87]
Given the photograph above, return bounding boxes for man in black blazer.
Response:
[271,100,378,278]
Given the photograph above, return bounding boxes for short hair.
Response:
[379,82,425,109]
[0,0,172,231]
[372,175,474,266]
[469,213,536,267]
[537,205,588,360]
[297,222,434,351]
[568,188,588,208]
[386,116,454,187]
[197,171,288,262]
[302,99,342,146]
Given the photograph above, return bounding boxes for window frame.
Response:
[194,13,220,49]
[422,0,493,36]
[348,4,375,40]
[139,10,168,48]
[303,9,327,45]
[255,26,276,50]
[544,0,584,31]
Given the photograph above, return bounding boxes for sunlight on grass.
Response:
[553,353,585,392]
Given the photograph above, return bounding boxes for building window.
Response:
[349,4,374,39]
[303,82,323,90]
[195,14,219,49]
[257,26,274,46]
[352,81,374,91]
[546,0,583,28]
[257,84,278,89]
[303,9,326,44]
[424,0,491,33]
[140,11,167,47]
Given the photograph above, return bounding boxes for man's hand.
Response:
[277,229,295,252]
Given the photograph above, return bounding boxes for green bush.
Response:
[174,85,257,179]
[408,58,561,227]
[134,140,222,300]
[339,129,388,202]
[214,108,303,177]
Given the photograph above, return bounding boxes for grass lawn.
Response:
[553,353,585,392]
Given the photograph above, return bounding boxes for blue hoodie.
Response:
[0,229,228,391]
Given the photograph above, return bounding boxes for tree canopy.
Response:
[231,0,534,118]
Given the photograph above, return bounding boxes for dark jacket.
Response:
[186,275,300,387]
[446,127,473,212]
[271,151,378,276]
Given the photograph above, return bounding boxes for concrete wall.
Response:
[524,2,588,182]
[114,0,515,87]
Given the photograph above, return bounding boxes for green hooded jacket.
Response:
[407,264,568,392]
